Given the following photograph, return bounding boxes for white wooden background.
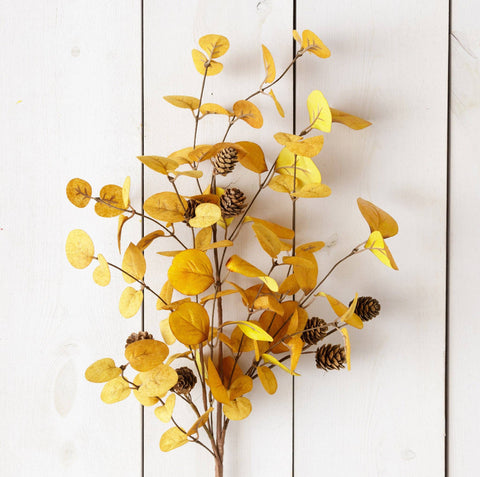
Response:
[1,0,477,476]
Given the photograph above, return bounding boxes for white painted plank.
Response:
[0,2,142,476]
[449,1,480,475]
[294,2,447,476]
[143,1,293,475]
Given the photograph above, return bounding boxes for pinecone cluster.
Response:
[301,317,328,345]
[220,188,246,218]
[315,344,346,371]
[172,367,197,395]
[212,146,238,176]
[183,199,199,224]
[125,331,153,348]
[350,296,381,322]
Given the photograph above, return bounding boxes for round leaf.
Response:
[257,366,278,394]
[66,178,92,208]
[307,90,332,133]
[94,184,124,217]
[192,49,223,76]
[133,374,159,406]
[155,394,176,423]
[125,339,169,372]
[92,253,110,286]
[169,302,210,346]
[122,243,146,283]
[235,141,267,173]
[140,364,178,398]
[119,287,143,318]
[163,95,200,110]
[144,192,187,223]
[189,203,221,228]
[233,100,263,128]
[301,30,331,58]
[223,397,252,421]
[199,34,230,58]
[100,376,131,404]
[160,427,188,452]
[168,249,214,295]
[65,229,94,269]
[85,358,121,383]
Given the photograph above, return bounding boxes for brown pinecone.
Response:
[125,331,153,348]
[183,199,199,224]
[212,146,238,176]
[301,317,328,345]
[349,296,381,322]
[315,344,346,371]
[220,188,246,218]
[172,367,197,395]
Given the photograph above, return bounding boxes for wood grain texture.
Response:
[143,1,294,475]
[294,1,448,476]
[449,1,480,475]
[0,2,142,476]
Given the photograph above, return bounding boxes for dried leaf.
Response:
[253,295,284,315]
[291,183,331,199]
[278,274,300,296]
[144,192,187,223]
[244,216,294,239]
[189,203,221,228]
[262,353,300,376]
[235,141,267,173]
[292,30,302,44]
[357,198,398,238]
[199,34,230,58]
[169,302,210,346]
[269,90,285,117]
[233,321,273,342]
[192,49,223,76]
[165,351,191,366]
[200,103,232,116]
[233,100,263,129]
[101,376,131,404]
[200,289,237,305]
[122,243,146,283]
[133,374,159,406]
[226,255,278,292]
[207,358,231,404]
[222,357,244,388]
[296,242,325,254]
[93,253,110,286]
[119,287,143,318]
[261,44,276,83]
[140,364,178,398]
[317,292,363,329]
[85,358,121,383]
[276,148,322,185]
[195,227,212,250]
[137,156,178,175]
[307,90,332,133]
[95,184,124,217]
[285,135,324,157]
[301,30,331,58]
[160,318,176,346]
[365,231,398,270]
[268,174,297,193]
[200,240,233,251]
[168,249,214,295]
[257,366,277,394]
[160,427,188,452]
[228,375,253,400]
[274,132,303,146]
[137,230,166,251]
[340,328,351,371]
[163,95,200,110]
[65,229,94,269]
[117,215,129,253]
[223,397,252,421]
[172,170,204,179]
[252,223,284,258]
[155,394,176,423]
[125,339,169,372]
[187,407,213,436]
[157,250,183,258]
[331,108,372,130]
[121,176,130,208]
[66,178,92,208]
[189,145,216,163]
[285,335,303,372]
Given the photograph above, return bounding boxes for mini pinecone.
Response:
[172,367,197,395]
[212,146,238,176]
[125,331,153,348]
[349,296,381,322]
[183,199,199,224]
[315,344,346,371]
[220,188,246,218]
[301,317,329,345]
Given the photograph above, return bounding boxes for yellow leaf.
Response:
[187,407,213,436]
[226,255,278,292]
[317,292,363,329]
[168,147,194,165]
[200,142,247,164]
[195,227,212,249]
[230,321,273,342]
[133,374,159,406]
[200,103,232,116]
[301,30,331,58]
[292,30,302,44]
[233,100,263,129]
[200,289,237,305]
[291,183,331,199]
[268,174,298,193]
[163,95,200,110]
[85,358,121,383]
[235,141,267,173]
[257,366,277,394]
[340,328,351,371]
[283,256,315,269]
[160,427,188,452]
[160,280,174,305]
[137,155,178,174]
[273,132,302,146]
[223,397,252,421]
[365,231,398,270]
[199,34,230,58]
[65,229,94,269]
[189,145,216,164]
[278,274,300,296]
[172,170,203,179]
[155,394,176,423]
[144,192,187,223]
[222,357,244,387]
[192,49,223,76]
[357,198,398,238]
[207,358,231,405]
[252,223,283,258]
[201,240,233,252]
[168,249,214,295]
[296,241,325,254]
[269,90,285,117]
[137,230,166,251]
[261,44,276,83]
[244,216,294,239]
[139,364,178,398]
[66,178,92,208]
[253,295,284,316]
[117,215,129,253]
[276,148,322,185]
[285,335,303,372]
[187,193,220,205]
[331,108,372,130]
[160,318,176,346]
[189,203,221,228]
[157,250,183,258]
[307,90,332,133]
[122,243,146,283]
[165,351,191,366]
[119,287,143,318]
[100,376,131,404]
[121,176,130,208]
[262,353,300,376]
[93,253,110,286]
[285,135,324,157]
[95,184,124,217]
[169,302,210,346]
[228,375,253,400]
[125,339,168,372]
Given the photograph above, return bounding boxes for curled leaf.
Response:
[331,108,372,130]
[188,407,214,436]
[269,90,285,117]
[226,255,278,292]
[261,44,276,83]
[365,231,398,270]
[357,198,398,238]
[137,230,166,251]
[262,353,300,376]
